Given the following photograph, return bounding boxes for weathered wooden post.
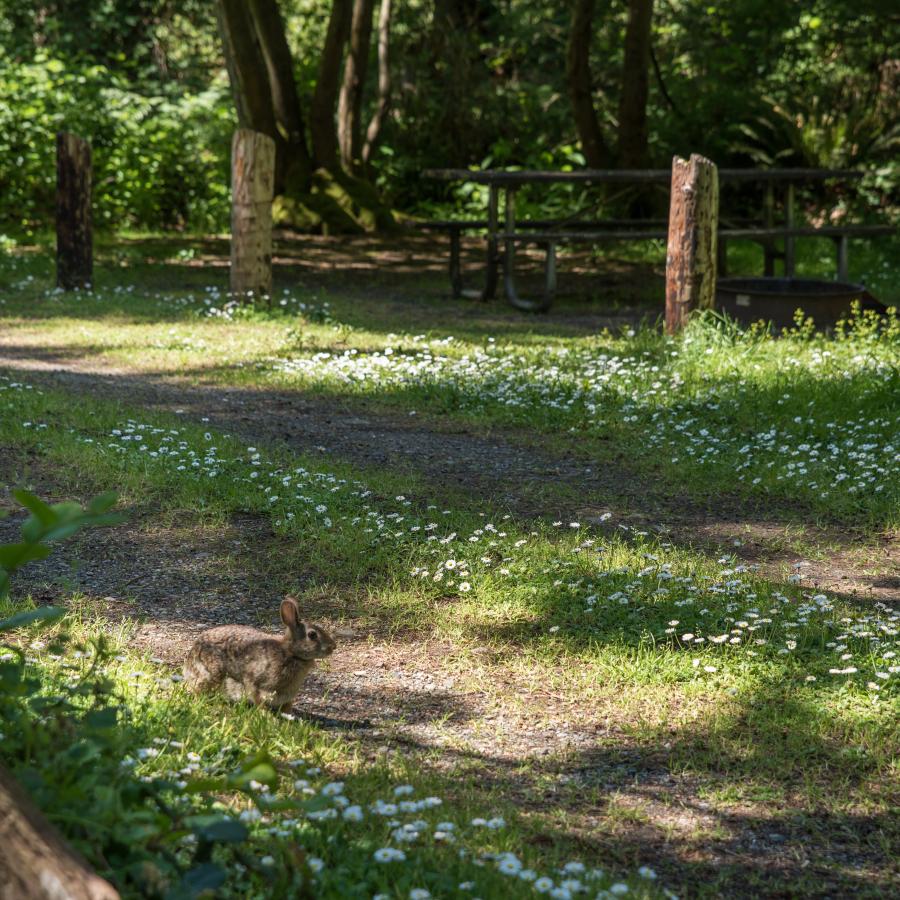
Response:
[665,154,719,334]
[230,129,276,302]
[56,133,92,291]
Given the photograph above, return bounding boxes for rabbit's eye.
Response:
[307,630,317,640]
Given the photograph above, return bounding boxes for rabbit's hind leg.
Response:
[183,648,223,694]
[223,676,245,702]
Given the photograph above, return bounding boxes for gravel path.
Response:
[1,348,897,606]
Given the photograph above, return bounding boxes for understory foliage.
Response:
[0,0,897,230]
[0,55,232,233]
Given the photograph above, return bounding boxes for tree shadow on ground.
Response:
[2,452,895,897]
[313,674,897,898]
[5,235,662,336]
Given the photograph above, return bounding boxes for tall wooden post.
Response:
[56,133,92,291]
[230,129,276,302]
[665,154,718,334]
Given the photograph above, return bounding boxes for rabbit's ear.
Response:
[280,597,302,632]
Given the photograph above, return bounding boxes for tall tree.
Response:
[617,0,654,168]
[566,0,612,168]
[216,0,393,231]
[338,0,376,172]
[310,0,353,166]
[361,0,393,167]
[247,0,311,189]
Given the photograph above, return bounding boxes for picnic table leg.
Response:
[449,225,463,296]
[784,182,796,277]
[483,184,500,299]
[836,234,849,282]
[449,187,499,300]
[505,241,556,313]
[500,189,555,312]
[503,186,517,287]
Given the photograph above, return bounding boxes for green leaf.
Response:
[12,490,57,526]
[87,491,118,514]
[227,750,279,789]
[0,542,52,569]
[0,606,65,632]
[176,863,226,897]
[229,761,277,789]
[182,777,227,794]
[196,818,248,844]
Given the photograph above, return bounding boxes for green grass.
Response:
[1,238,898,528]
[1,239,899,897]
[4,601,664,900]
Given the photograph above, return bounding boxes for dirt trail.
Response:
[2,481,894,898]
[1,349,897,606]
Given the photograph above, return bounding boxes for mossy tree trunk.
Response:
[216,0,394,233]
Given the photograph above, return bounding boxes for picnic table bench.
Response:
[422,168,894,312]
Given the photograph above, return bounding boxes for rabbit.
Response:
[183,597,336,712]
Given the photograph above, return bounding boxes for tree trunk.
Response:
[247,0,313,191]
[361,0,392,167]
[216,0,277,138]
[566,0,612,169]
[665,154,719,333]
[216,0,392,234]
[338,0,376,172]
[56,132,92,291]
[310,0,353,167]
[231,130,276,301]
[618,0,654,168]
[0,764,120,900]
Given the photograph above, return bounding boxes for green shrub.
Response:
[0,54,233,234]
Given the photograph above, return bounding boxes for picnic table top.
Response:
[424,167,864,186]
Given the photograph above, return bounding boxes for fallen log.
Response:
[0,764,119,900]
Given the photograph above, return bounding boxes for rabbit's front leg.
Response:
[243,677,278,709]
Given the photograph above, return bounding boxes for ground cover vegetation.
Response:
[1,243,898,897]
[0,0,898,896]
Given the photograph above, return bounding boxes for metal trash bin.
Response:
[715,277,883,328]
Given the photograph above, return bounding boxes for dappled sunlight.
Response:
[2,246,898,900]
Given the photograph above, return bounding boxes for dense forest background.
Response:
[0,0,897,234]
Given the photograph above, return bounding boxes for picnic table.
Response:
[422,167,894,312]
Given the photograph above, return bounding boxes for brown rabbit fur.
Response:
[183,598,336,712]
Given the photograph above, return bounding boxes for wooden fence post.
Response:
[56,133,92,291]
[665,154,718,334]
[230,129,276,302]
